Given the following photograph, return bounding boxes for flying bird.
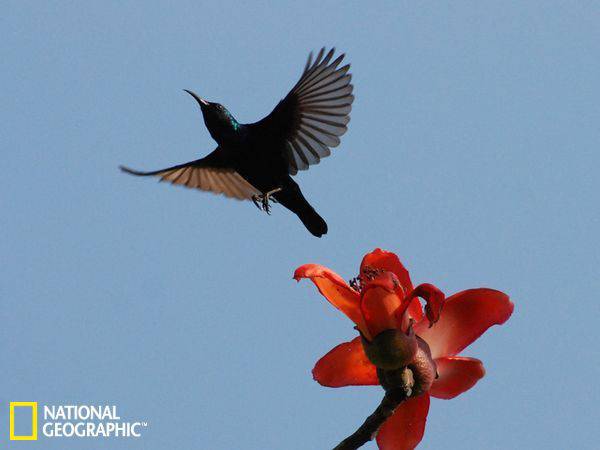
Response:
[120,48,353,237]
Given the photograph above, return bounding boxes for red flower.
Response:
[294,249,513,450]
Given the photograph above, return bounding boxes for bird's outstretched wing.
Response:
[251,48,354,175]
[120,149,261,200]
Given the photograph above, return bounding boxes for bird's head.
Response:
[184,90,241,143]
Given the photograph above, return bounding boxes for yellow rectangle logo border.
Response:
[9,401,38,441]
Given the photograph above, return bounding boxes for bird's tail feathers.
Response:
[297,204,328,237]
[276,187,327,237]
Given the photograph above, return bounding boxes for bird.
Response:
[120,47,353,237]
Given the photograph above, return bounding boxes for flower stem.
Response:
[332,387,408,450]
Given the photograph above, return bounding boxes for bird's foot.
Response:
[252,188,282,215]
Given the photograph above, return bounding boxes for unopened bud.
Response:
[361,327,418,370]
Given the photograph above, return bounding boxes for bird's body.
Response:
[121,48,353,237]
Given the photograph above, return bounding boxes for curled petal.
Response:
[361,249,423,322]
[430,357,485,400]
[312,337,378,387]
[402,283,445,328]
[294,264,370,338]
[415,288,514,359]
[376,393,430,450]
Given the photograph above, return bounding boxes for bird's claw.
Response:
[252,195,262,210]
[252,188,282,215]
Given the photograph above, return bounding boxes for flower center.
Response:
[349,265,399,293]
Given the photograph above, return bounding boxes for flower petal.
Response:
[360,275,403,338]
[312,336,378,387]
[430,357,485,399]
[376,393,430,450]
[361,249,413,290]
[361,249,423,322]
[294,264,369,337]
[415,288,513,359]
[407,283,446,326]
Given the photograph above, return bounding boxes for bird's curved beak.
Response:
[183,89,209,107]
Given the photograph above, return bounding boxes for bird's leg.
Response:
[261,187,282,214]
[252,188,282,215]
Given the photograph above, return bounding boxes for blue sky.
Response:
[2,1,599,449]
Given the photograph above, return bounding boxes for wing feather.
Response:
[120,152,260,200]
[251,47,354,175]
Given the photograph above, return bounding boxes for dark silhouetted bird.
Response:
[120,48,353,237]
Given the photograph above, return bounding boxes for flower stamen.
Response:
[350,266,401,293]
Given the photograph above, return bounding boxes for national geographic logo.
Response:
[9,402,38,440]
[9,402,148,440]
